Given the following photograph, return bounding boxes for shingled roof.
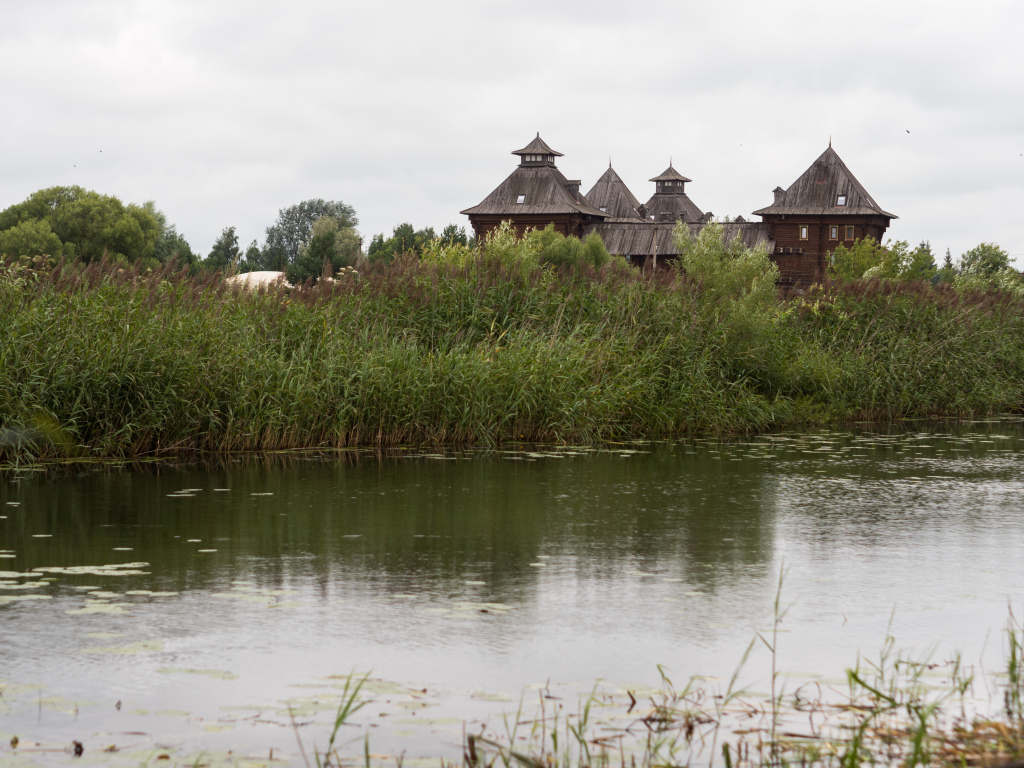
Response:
[585,165,644,221]
[753,146,897,218]
[460,163,607,218]
[644,189,705,224]
[649,164,692,183]
[592,221,774,257]
[512,133,563,158]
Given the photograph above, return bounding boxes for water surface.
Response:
[2,422,1024,764]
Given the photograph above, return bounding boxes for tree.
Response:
[440,224,468,246]
[525,224,611,269]
[140,201,197,267]
[0,218,63,258]
[238,240,262,272]
[260,199,358,271]
[285,217,360,284]
[204,226,240,272]
[831,238,935,282]
[365,223,436,264]
[0,186,159,263]
[937,248,957,283]
[960,242,1011,276]
[830,237,886,281]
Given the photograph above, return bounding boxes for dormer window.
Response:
[516,194,526,204]
[599,206,607,213]
[836,194,847,206]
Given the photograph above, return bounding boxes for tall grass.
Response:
[3,234,1024,460]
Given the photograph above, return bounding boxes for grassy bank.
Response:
[3,223,1024,460]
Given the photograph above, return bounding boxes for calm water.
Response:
[2,422,1024,765]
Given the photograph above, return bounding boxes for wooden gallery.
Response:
[461,134,896,285]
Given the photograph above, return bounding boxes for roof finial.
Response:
[536,131,540,137]
[609,156,612,167]
[829,135,832,148]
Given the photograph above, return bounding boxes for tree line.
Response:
[831,237,1017,291]
[0,185,472,284]
[0,184,1016,289]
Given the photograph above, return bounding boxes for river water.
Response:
[2,421,1024,765]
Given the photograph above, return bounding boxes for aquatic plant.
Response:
[4,236,1024,461]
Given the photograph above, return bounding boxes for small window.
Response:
[829,226,838,240]
[836,195,847,206]
[599,206,607,212]
[799,225,809,240]
[516,194,526,204]
[677,181,683,187]
[845,226,854,240]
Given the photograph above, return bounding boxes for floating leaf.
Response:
[158,668,238,680]
[0,594,51,604]
[82,641,164,655]
[67,603,130,615]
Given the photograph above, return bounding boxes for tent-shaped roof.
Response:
[585,165,644,221]
[753,146,897,218]
[644,190,705,223]
[649,164,692,183]
[461,163,606,218]
[511,133,564,158]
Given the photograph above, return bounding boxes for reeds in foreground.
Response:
[4,248,1024,461]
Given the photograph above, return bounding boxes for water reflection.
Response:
[2,421,1024,763]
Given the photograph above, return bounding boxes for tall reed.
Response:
[3,251,1024,460]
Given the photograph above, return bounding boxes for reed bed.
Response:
[2,253,1024,460]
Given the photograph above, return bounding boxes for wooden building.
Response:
[463,135,894,284]
[644,164,705,224]
[753,145,896,284]
[460,134,607,240]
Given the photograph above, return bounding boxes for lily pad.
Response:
[0,594,51,604]
[158,668,238,680]
[67,603,130,615]
[81,640,164,655]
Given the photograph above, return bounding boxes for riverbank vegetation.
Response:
[448,619,1024,768]
[3,220,1024,460]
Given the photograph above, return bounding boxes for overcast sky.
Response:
[2,1,1022,264]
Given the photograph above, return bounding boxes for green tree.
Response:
[286,217,360,284]
[440,224,468,246]
[366,223,435,264]
[937,247,957,283]
[204,226,240,272]
[960,242,1011,276]
[140,201,196,267]
[0,218,63,258]
[260,199,358,270]
[0,186,159,263]
[238,240,263,272]
[830,237,886,280]
[525,225,611,269]
[831,238,935,282]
